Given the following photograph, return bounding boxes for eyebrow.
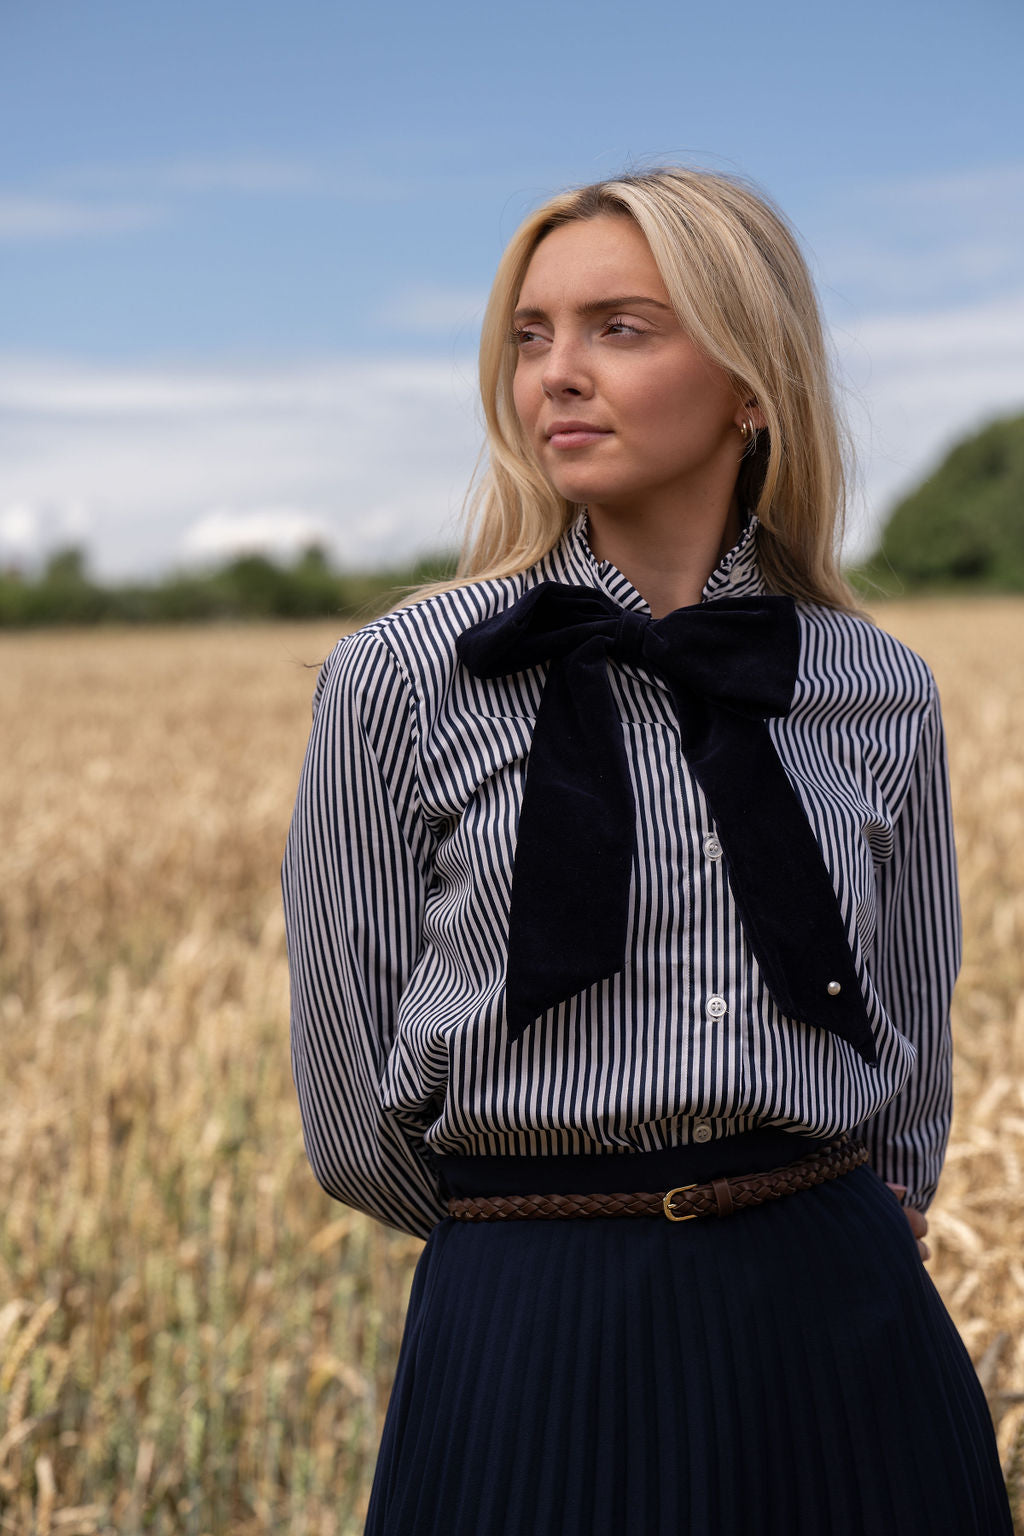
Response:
[512,295,674,323]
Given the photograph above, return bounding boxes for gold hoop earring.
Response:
[738,417,753,443]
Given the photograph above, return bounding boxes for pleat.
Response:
[363,1166,1013,1536]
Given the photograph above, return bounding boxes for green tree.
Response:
[853,411,1024,594]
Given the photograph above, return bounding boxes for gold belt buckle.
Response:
[662,1183,699,1222]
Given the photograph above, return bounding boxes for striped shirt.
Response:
[282,513,960,1237]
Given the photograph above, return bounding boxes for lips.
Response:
[545,420,612,449]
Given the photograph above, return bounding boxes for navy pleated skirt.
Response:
[365,1130,1012,1535]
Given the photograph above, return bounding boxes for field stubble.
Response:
[0,601,1022,1533]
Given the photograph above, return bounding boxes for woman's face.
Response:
[511,214,753,519]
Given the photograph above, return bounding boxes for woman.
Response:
[282,168,1012,1534]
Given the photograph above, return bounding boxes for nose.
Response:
[541,333,592,400]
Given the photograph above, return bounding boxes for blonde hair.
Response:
[423,166,860,611]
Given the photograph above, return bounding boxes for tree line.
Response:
[0,545,458,628]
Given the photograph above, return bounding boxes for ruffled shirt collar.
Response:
[538,509,765,611]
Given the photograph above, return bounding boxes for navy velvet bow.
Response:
[456,582,877,1066]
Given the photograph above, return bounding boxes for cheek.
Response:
[617,377,684,441]
[511,364,537,430]
[631,361,729,441]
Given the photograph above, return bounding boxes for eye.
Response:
[603,315,646,337]
[509,325,547,349]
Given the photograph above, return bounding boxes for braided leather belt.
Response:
[446,1135,869,1222]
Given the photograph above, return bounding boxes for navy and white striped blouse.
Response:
[282,513,960,1238]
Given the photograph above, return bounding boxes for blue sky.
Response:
[1,0,1022,576]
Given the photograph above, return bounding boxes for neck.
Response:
[585,493,743,617]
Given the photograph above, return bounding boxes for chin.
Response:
[548,475,621,506]
[556,484,645,512]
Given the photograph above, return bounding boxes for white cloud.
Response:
[0,353,481,578]
[379,286,489,337]
[182,508,334,563]
[862,163,1024,210]
[813,162,1024,312]
[0,502,39,558]
[0,197,166,242]
[851,301,1024,364]
[62,156,327,196]
[0,156,397,248]
[0,498,95,568]
[14,153,510,224]
[159,158,325,194]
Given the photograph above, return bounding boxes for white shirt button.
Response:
[703,834,723,860]
[705,994,728,1019]
[693,1120,713,1144]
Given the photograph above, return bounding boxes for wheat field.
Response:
[1,600,1022,1534]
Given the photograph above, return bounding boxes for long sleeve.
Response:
[282,628,446,1238]
[862,680,961,1211]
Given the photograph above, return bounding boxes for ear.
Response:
[735,397,767,433]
